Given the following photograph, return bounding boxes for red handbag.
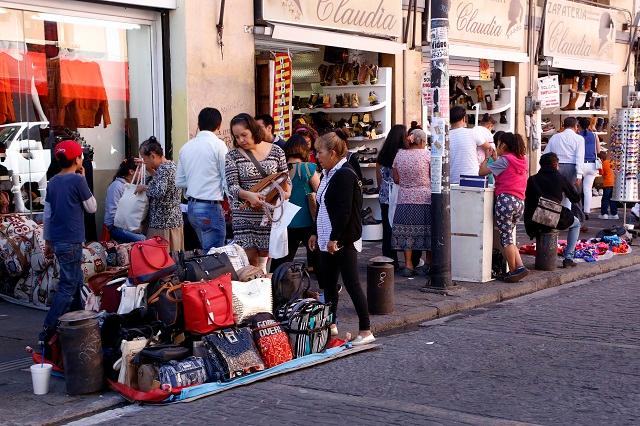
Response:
[128,237,177,284]
[182,274,235,334]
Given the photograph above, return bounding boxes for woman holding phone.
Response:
[308,130,374,346]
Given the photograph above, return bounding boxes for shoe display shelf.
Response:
[542,84,609,116]
[464,76,516,133]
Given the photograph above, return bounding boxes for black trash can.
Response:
[535,231,558,271]
[367,256,395,315]
[58,311,104,395]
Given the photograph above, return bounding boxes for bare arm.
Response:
[392,167,400,184]
[478,159,492,176]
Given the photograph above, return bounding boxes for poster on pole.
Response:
[430,117,446,195]
[272,53,292,139]
[537,75,560,109]
[421,68,431,110]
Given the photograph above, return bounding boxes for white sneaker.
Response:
[351,334,376,346]
[609,214,619,220]
[598,214,609,219]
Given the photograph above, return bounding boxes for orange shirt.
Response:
[600,159,614,187]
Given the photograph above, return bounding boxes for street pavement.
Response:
[68,265,640,426]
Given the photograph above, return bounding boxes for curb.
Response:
[369,252,640,335]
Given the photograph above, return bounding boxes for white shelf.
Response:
[294,102,386,114]
[348,134,386,142]
[359,162,377,168]
[322,83,386,89]
[363,193,379,199]
[542,109,609,116]
[467,103,511,115]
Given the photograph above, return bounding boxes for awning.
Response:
[269,23,405,55]
[449,44,529,63]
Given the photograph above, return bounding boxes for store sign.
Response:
[537,75,560,109]
[448,0,527,53]
[260,0,402,39]
[272,53,292,139]
[543,0,616,67]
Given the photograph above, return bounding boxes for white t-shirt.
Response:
[450,127,481,184]
[473,126,495,163]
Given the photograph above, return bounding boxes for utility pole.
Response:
[425,0,453,292]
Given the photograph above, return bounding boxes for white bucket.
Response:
[30,363,53,395]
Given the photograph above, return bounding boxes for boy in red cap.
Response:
[39,140,97,344]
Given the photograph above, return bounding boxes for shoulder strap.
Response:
[239,148,268,178]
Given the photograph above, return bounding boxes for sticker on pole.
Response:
[431,156,443,195]
[430,117,446,158]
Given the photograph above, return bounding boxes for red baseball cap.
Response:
[54,140,83,161]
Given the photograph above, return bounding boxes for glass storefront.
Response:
[0,3,161,218]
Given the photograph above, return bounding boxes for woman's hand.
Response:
[327,240,341,254]
[244,191,265,208]
[135,185,147,194]
[308,235,317,251]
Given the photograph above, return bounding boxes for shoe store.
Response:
[253,0,413,241]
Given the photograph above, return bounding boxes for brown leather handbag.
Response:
[246,171,289,207]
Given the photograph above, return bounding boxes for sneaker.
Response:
[400,267,416,277]
[609,214,619,220]
[330,324,339,336]
[563,258,577,268]
[598,214,609,219]
[351,334,376,346]
[505,266,529,283]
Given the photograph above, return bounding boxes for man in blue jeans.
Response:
[40,140,97,343]
[176,108,228,250]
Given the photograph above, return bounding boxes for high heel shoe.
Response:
[368,64,379,84]
[578,90,593,110]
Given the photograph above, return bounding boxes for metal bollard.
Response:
[367,256,395,315]
[535,231,559,271]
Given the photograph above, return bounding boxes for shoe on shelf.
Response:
[334,94,344,108]
[361,177,374,186]
[584,213,590,221]
[609,214,619,220]
[563,259,577,268]
[363,216,382,225]
[400,267,416,277]
[361,207,373,218]
[351,92,360,108]
[363,187,379,195]
[368,91,380,106]
[351,333,375,346]
[330,324,338,337]
[598,214,609,219]
[360,147,377,155]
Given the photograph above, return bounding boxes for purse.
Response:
[135,344,190,364]
[158,356,208,389]
[81,242,108,281]
[147,278,183,328]
[207,244,249,272]
[137,364,160,392]
[231,278,272,324]
[117,282,149,315]
[87,267,128,295]
[236,265,266,282]
[171,249,207,281]
[114,163,149,233]
[202,327,264,381]
[240,148,289,209]
[250,312,293,368]
[100,277,128,313]
[115,337,148,387]
[532,196,562,228]
[129,237,177,284]
[182,274,235,334]
[184,252,238,282]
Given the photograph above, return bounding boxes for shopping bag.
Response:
[268,201,300,259]
[388,181,399,226]
[114,164,148,233]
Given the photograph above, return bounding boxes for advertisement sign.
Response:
[421,68,431,109]
[272,53,292,139]
[537,75,560,109]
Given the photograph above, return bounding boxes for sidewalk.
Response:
[0,216,638,425]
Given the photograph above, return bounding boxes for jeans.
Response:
[269,226,316,272]
[40,242,83,341]
[187,200,226,251]
[558,163,585,222]
[318,246,370,331]
[564,217,581,260]
[600,187,618,216]
[108,225,146,244]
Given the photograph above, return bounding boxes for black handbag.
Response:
[171,249,207,281]
[134,344,190,364]
[147,277,183,328]
[202,327,264,381]
[184,252,238,281]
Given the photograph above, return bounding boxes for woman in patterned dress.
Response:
[136,136,184,251]
[225,113,289,270]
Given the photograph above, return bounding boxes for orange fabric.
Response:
[600,159,614,187]
[0,51,48,95]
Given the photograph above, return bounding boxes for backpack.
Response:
[275,298,332,358]
[271,262,311,312]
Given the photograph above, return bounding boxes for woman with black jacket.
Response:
[524,152,582,268]
[308,130,375,346]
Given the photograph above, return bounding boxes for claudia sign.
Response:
[544,0,616,67]
[260,0,402,39]
[448,0,526,52]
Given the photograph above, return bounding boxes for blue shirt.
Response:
[103,177,126,227]
[581,130,597,162]
[45,173,93,243]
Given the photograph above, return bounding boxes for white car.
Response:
[0,121,50,212]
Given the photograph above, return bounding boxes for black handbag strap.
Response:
[240,148,269,178]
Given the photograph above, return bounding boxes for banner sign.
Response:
[260,0,402,39]
[537,75,560,109]
[544,0,616,69]
[272,53,292,139]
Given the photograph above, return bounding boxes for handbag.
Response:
[202,327,264,381]
[135,344,190,364]
[129,237,177,284]
[100,277,128,313]
[171,249,206,281]
[231,278,272,324]
[532,196,562,228]
[115,337,148,387]
[240,148,288,208]
[147,278,183,328]
[158,356,208,389]
[117,282,149,315]
[250,312,293,368]
[183,252,238,282]
[207,244,249,272]
[87,267,128,295]
[182,274,235,334]
[81,242,108,281]
[236,265,266,282]
[301,163,318,220]
[268,201,301,259]
[137,364,160,392]
[114,164,148,233]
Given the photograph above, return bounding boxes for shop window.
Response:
[0,6,156,216]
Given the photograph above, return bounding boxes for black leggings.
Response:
[380,203,399,265]
[318,246,371,331]
[270,226,317,272]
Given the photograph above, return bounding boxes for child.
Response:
[40,140,97,343]
[598,151,618,219]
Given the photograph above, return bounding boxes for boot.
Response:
[463,76,474,90]
[334,64,346,85]
[358,63,369,84]
[342,63,354,85]
[314,93,324,108]
[350,92,359,108]
[571,76,579,92]
[324,64,335,85]
[592,96,600,110]
[465,95,475,110]
[334,94,344,108]
[475,85,484,105]
[581,76,592,93]
[456,77,468,96]
[494,72,505,89]
[577,76,585,91]
[308,93,318,109]
[561,91,578,111]
[602,118,609,130]
[318,64,329,86]
[342,93,351,108]
[368,65,379,84]
[352,62,360,85]
[484,94,493,110]
[591,76,598,92]
[589,116,598,130]
[596,117,604,132]
[322,94,331,109]
[578,90,593,110]
[500,111,507,124]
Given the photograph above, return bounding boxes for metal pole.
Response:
[425,0,453,291]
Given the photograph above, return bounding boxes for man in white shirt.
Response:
[449,106,492,184]
[543,116,585,218]
[176,108,228,250]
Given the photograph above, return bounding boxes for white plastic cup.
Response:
[30,363,53,395]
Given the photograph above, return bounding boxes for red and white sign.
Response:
[272,53,292,139]
[537,75,560,109]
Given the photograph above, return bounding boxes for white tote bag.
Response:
[114,164,148,233]
[268,201,301,259]
[117,281,148,315]
[387,181,399,226]
[231,278,273,323]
